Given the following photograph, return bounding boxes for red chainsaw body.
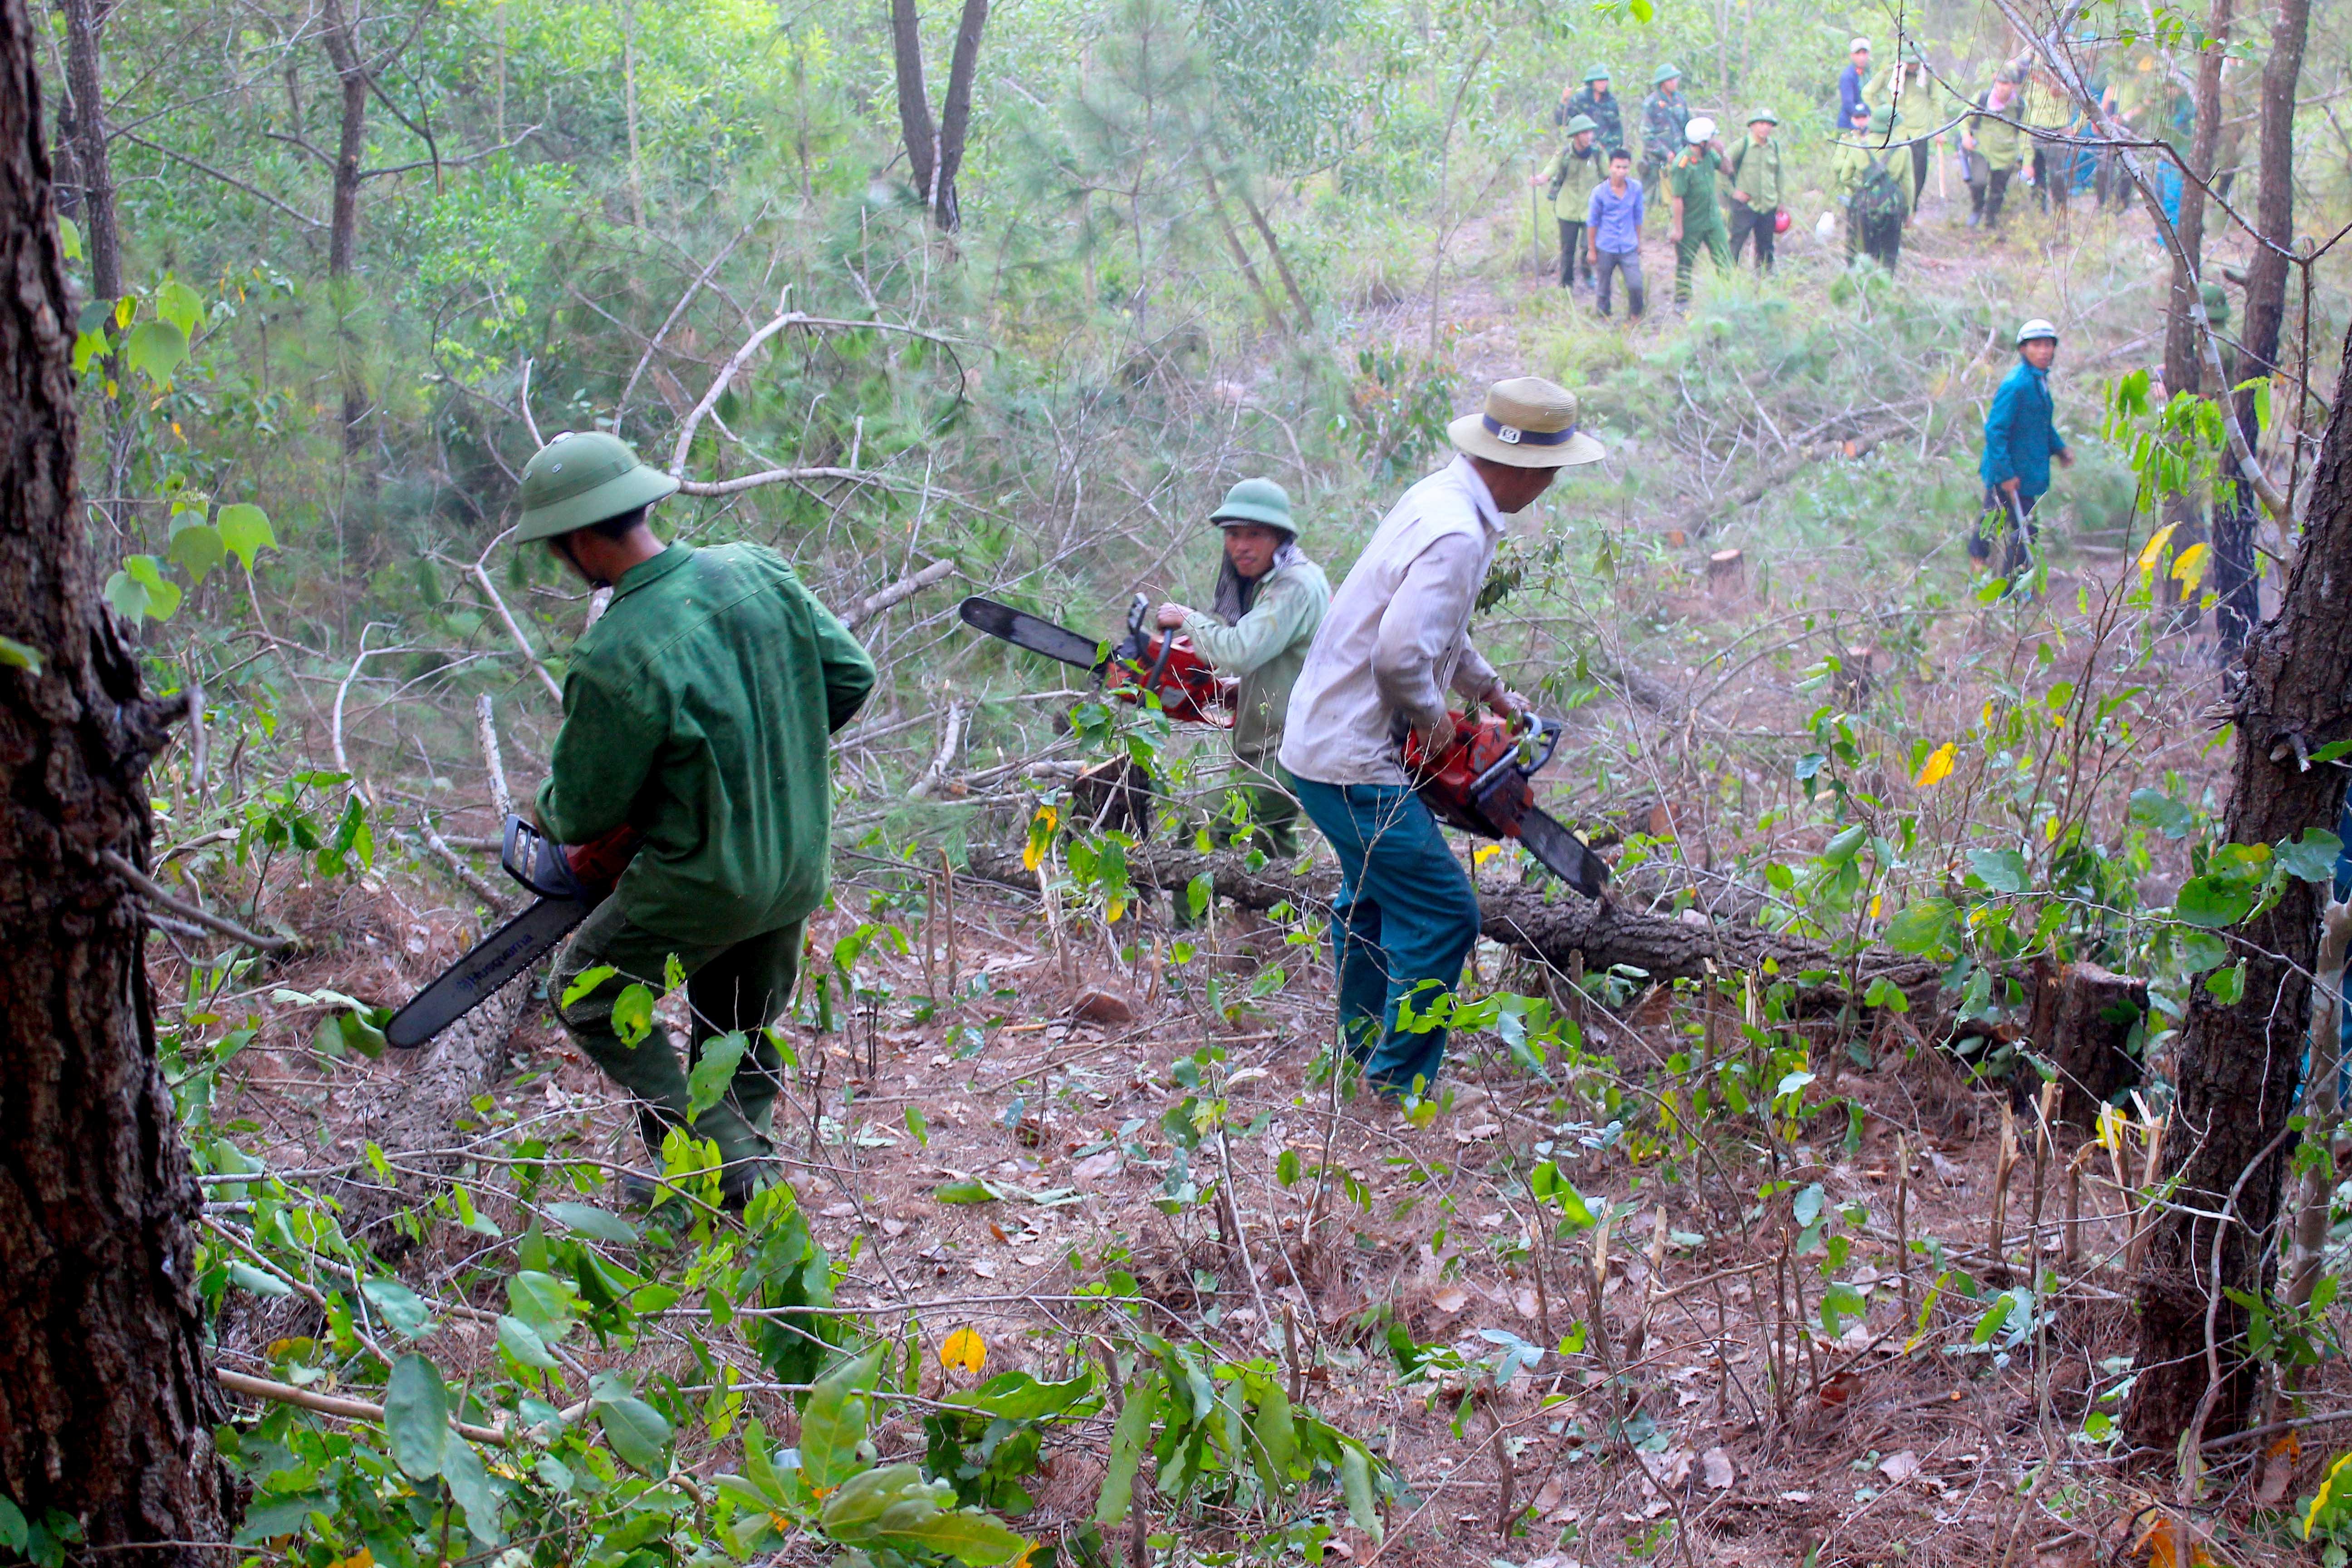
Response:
[1402,712,1538,839]
[1108,632,1235,728]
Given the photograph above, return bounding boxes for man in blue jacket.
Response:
[1975,318,2072,581]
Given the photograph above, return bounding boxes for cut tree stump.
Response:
[2029,959,2148,1128]
[1072,755,1152,837]
[1832,647,1877,704]
[1706,548,1746,601]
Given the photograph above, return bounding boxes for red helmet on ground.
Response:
[1773,208,1792,234]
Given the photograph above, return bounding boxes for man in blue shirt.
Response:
[1837,37,1872,128]
[1586,148,1646,319]
[1975,318,2073,580]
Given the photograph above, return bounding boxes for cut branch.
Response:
[470,561,564,703]
[102,849,299,953]
[841,559,957,632]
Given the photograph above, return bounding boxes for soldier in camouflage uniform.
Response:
[1563,65,1625,156]
[1640,63,1691,196]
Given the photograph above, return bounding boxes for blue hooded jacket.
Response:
[1981,357,2068,497]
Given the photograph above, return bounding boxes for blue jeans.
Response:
[1292,777,1481,1096]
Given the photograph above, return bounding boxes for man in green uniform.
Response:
[1725,108,1783,271]
[1667,115,1730,305]
[1833,104,1916,272]
[1537,114,1605,289]
[521,431,877,1207]
[1965,66,2026,230]
[1563,64,1624,155]
[1640,64,1691,196]
[1153,478,1330,858]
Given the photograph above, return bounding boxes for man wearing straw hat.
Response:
[1279,378,1606,1099]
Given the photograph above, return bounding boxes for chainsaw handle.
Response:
[500,815,641,900]
[1467,715,1562,798]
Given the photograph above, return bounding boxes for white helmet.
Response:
[1849,35,1872,51]
[2016,318,2059,346]
[1685,116,1716,144]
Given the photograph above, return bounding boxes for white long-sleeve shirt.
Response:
[1278,456,1505,787]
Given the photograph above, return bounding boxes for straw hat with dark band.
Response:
[1447,377,1607,469]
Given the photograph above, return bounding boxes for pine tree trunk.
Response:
[2215,0,2311,654]
[0,0,231,1553]
[57,0,119,302]
[2125,312,2352,1450]
[320,0,368,449]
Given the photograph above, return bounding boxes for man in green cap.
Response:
[1536,114,1606,289]
[1153,477,1329,860]
[518,430,877,1207]
[1834,103,1916,272]
[1562,65,1624,154]
[1667,116,1730,306]
[1640,64,1691,195]
[1725,109,1783,272]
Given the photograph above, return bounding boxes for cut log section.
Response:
[1706,548,1746,601]
[960,842,1945,1019]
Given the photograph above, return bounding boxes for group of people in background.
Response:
[1534,33,2194,315]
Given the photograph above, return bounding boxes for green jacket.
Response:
[1968,85,2025,167]
[1668,144,1727,231]
[536,542,876,944]
[1832,137,1916,216]
[1546,140,1608,219]
[1177,558,1330,767]
[1640,88,1690,165]
[1725,135,1783,211]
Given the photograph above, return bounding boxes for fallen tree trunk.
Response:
[961,843,1945,1017]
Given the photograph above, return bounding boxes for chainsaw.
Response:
[958,592,1235,726]
[383,816,642,1049]
[1403,712,1610,900]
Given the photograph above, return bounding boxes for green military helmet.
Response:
[1652,62,1681,85]
[1563,113,1600,136]
[1746,107,1779,126]
[514,431,681,543]
[2201,280,2231,327]
[1583,63,1612,83]
[1871,103,1901,131]
[1209,476,1297,536]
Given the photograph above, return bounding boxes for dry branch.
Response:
[103,849,300,953]
[470,562,564,703]
[841,559,958,632]
[960,843,1944,1015]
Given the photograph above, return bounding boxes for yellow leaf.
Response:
[941,1325,987,1376]
[2136,521,2183,575]
[2308,1451,2352,1538]
[1868,893,1882,919]
[2172,541,2212,594]
[1913,743,1956,789]
[1022,840,1042,872]
[1980,698,1996,730]
[2046,815,2063,843]
[1473,843,1501,866]
[327,1551,372,1568]
[1105,897,1127,923]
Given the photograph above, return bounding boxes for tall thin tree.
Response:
[888,0,989,230]
[0,0,230,1550]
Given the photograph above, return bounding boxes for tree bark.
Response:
[56,0,119,302]
[2214,0,2311,655]
[2161,0,2234,402]
[0,0,231,1551]
[2125,314,2352,1451]
[319,0,368,447]
[887,0,986,230]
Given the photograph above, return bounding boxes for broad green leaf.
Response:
[1276,1147,1301,1186]
[2280,828,2342,884]
[934,1179,999,1204]
[56,215,83,261]
[1249,1380,1298,1495]
[595,1396,672,1474]
[1967,848,2029,894]
[905,1104,930,1148]
[506,1270,577,1339]
[1819,823,1867,869]
[360,1277,433,1339]
[383,1354,450,1480]
[545,1202,640,1246]
[105,555,181,624]
[1883,898,1959,956]
[123,319,187,385]
[686,1030,750,1120]
[560,964,617,1009]
[2175,876,2254,929]
[1094,1371,1161,1524]
[167,519,225,583]
[439,1437,504,1544]
[2205,960,2247,1004]
[1790,1183,1826,1227]
[2127,788,2197,839]
[875,1508,1031,1566]
[945,1368,1093,1421]
[496,1313,559,1369]
[226,1260,293,1297]
[611,982,655,1046]
[1819,1280,1867,1333]
[1340,1443,1382,1540]
[801,1343,884,1489]
[214,504,276,570]
[822,1465,945,1540]
[0,635,42,673]
[155,279,205,339]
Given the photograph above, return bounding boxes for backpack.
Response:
[1853,153,1904,222]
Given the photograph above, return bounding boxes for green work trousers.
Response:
[1674,225,1730,304]
[551,898,803,1167]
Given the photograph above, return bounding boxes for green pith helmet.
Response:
[1583,64,1611,83]
[1652,62,1681,86]
[1747,107,1779,126]
[515,431,681,543]
[2201,281,2230,326]
[1871,103,1900,131]
[1209,477,1296,536]
[1564,113,1600,136]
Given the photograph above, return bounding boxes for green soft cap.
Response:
[1583,63,1611,82]
[1210,476,1297,535]
[1564,113,1600,136]
[514,431,681,543]
[1651,62,1681,85]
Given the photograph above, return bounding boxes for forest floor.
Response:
[181,163,2337,1568]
